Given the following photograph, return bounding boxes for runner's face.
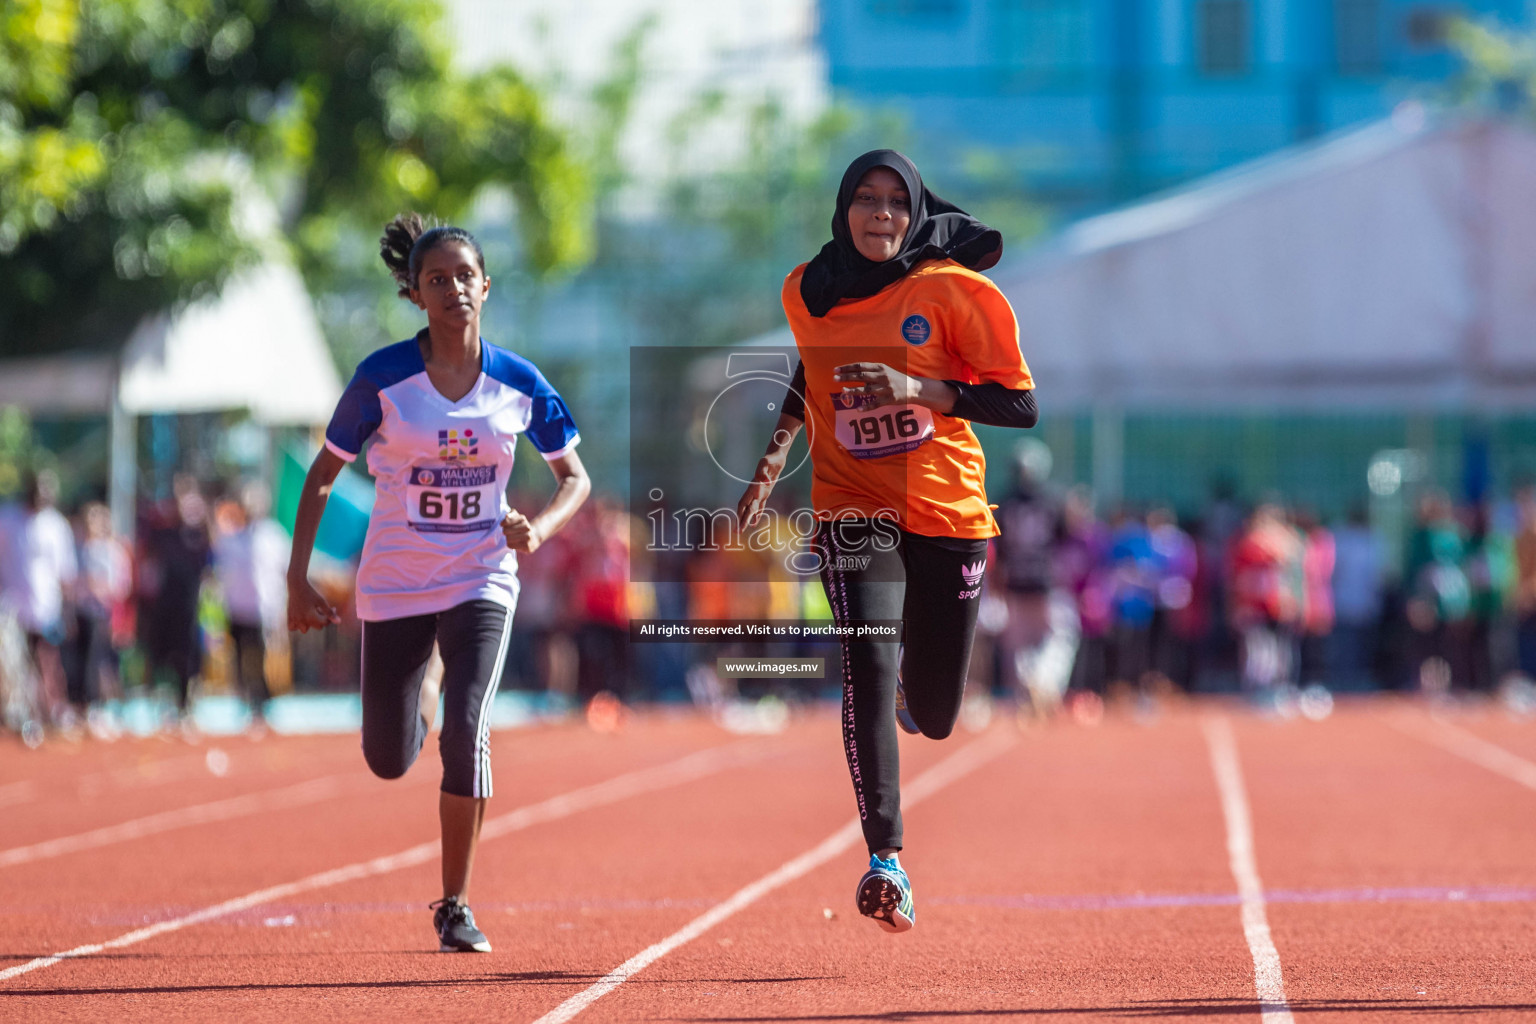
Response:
[846,167,911,263]
[411,242,490,324]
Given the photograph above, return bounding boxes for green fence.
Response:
[978,412,1536,520]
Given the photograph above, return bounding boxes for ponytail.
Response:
[379,213,485,299]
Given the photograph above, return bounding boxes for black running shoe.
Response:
[430,897,492,952]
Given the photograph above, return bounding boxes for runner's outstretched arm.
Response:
[286,447,346,632]
[738,412,804,528]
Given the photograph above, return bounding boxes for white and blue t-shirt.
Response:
[325,337,580,621]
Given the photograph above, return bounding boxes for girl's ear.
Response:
[408,287,428,311]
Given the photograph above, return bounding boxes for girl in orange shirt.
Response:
[738,150,1038,933]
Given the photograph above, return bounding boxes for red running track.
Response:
[4,696,1536,1022]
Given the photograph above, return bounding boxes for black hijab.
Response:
[798,149,1002,318]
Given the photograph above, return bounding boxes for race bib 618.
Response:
[407,464,499,534]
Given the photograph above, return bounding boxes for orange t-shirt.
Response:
[783,258,1033,539]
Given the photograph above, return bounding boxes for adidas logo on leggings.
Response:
[958,560,985,599]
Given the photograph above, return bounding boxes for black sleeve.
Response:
[945,381,1038,429]
[781,361,806,422]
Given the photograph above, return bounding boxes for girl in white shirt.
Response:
[287,214,590,953]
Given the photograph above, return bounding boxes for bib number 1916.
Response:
[847,409,922,446]
[831,392,935,460]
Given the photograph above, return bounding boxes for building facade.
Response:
[820,0,1529,206]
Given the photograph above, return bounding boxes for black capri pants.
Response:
[817,519,988,854]
[359,599,512,798]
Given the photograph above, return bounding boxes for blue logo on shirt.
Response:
[901,315,931,345]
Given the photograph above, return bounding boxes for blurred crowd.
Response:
[0,469,287,744]
[986,459,1536,712]
[5,453,1536,746]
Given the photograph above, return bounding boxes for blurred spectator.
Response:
[1057,487,1111,693]
[1196,489,1243,684]
[1462,503,1515,691]
[1404,490,1469,690]
[1294,509,1336,686]
[213,481,289,731]
[1331,505,1384,688]
[1105,507,1158,691]
[1203,475,1245,556]
[1517,485,1536,682]
[1147,506,1200,690]
[995,443,1075,711]
[506,495,577,695]
[69,501,132,735]
[1228,502,1302,692]
[0,469,78,727]
[139,475,212,728]
[571,498,632,702]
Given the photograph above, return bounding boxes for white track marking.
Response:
[74,751,240,798]
[1391,712,1536,791]
[1202,715,1294,1024]
[0,742,764,983]
[0,780,36,809]
[0,776,350,869]
[529,729,1018,1024]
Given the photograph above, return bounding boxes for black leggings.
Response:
[817,520,988,854]
[359,599,512,798]
[229,622,271,714]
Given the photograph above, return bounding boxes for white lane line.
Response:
[529,729,1018,1024]
[1202,715,1294,1024]
[0,751,223,809]
[1391,712,1536,791]
[0,776,350,869]
[0,780,36,809]
[75,751,237,798]
[0,742,765,983]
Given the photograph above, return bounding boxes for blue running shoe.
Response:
[894,679,920,735]
[856,853,915,933]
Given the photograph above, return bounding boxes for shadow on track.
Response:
[662,997,1536,1020]
[0,973,842,998]
[0,971,604,997]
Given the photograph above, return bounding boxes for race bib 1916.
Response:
[830,391,935,460]
[406,464,499,533]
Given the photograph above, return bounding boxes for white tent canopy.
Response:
[118,262,342,423]
[0,262,342,424]
[992,115,1536,410]
[0,261,342,533]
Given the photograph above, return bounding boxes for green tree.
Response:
[610,93,1043,351]
[0,0,590,359]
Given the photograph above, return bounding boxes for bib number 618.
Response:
[419,490,482,520]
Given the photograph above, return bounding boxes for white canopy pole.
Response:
[108,357,136,539]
